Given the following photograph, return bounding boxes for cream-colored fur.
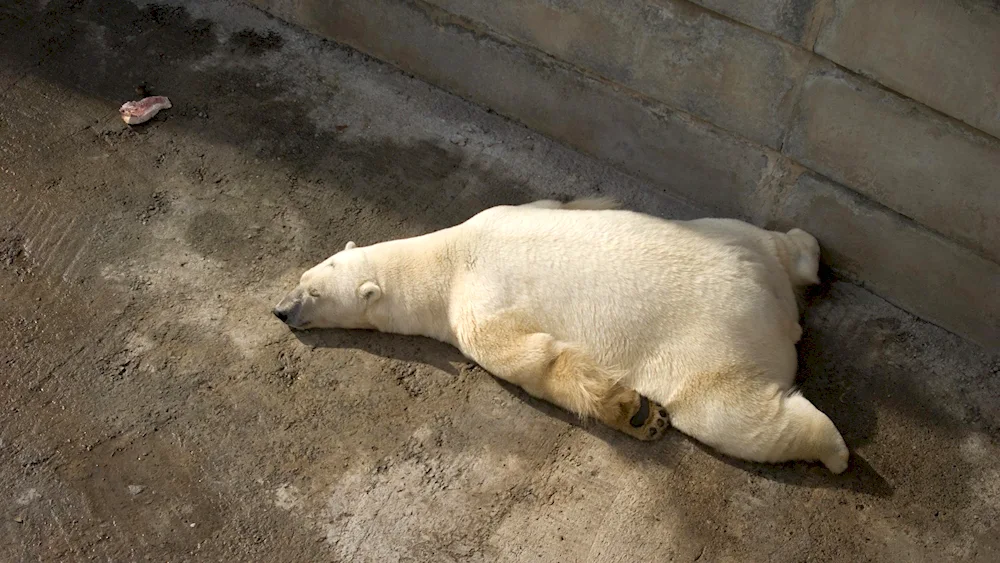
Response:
[274,198,849,473]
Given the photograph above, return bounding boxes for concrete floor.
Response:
[1,1,998,561]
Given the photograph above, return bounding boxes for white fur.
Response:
[276,199,849,473]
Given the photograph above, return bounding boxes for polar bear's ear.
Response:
[358,280,381,302]
[345,241,357,250]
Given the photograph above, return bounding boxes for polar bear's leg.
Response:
[668,372,849,473]
[459,313,668,440]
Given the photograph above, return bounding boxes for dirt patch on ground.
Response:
[0,232,25,266]
[228,28,285,57]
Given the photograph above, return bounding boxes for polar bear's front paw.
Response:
[612,391,669,441]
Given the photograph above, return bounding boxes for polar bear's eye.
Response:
[307,288,321,298]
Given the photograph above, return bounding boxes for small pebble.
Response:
[189,522,196,528]
[14,516,24,523]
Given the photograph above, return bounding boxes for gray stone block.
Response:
[775,174,1000,352]
[249,0,772,218]
[815,0,1000,139]
[687,0,832,46]
[784,69,1000,263]
[422,0,811,149]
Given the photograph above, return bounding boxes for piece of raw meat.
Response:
[119,96,172,125]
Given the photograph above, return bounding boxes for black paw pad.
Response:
[630,396,650,428]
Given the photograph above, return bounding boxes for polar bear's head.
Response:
[272,241,382,330]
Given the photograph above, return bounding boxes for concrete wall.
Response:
[248,0,1000,350]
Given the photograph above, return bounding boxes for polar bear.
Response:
[273,197,850,473]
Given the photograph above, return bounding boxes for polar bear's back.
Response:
[456,205,798,392]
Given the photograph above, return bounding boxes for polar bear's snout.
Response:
[273,290,303,327]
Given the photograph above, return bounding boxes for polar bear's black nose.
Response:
[273,308,289,323]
